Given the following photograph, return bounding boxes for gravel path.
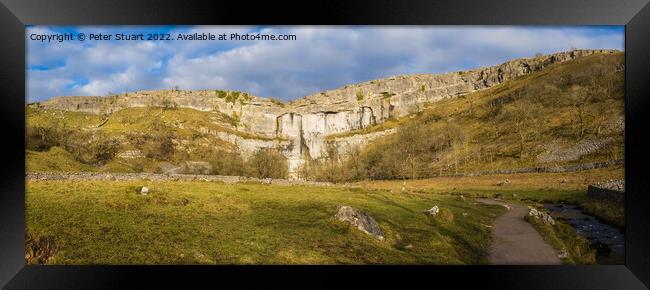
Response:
[477,198,561,265]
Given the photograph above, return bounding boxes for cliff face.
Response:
[29,49,618,175]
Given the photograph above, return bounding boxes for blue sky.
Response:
[27,26,624,102]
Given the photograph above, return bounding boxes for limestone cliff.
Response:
[29,49,618,174]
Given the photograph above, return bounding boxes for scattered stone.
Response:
[528,206,555,225]
[537,137,616,164]
[512,193,517,198]
[404,244,413,249]
[558,248,569,259]
[423,205,440,216]
[140,186,149,195]
[502,204,511,211]
[497,179,510,186]
[462,212,468,217]
[335,205,385,240]
[194,252,205,259]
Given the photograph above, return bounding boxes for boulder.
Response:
[140,186,149,195]
[423,205,440,216]
[335,205,385,240]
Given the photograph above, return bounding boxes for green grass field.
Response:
[26,180,505,265]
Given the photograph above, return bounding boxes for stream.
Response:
[544,204,624,264]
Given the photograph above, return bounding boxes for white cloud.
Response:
[27,26,624,102]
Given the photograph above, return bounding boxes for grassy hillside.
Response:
[307,52,624,181]
[26,106,283,174]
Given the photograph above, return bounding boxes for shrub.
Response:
[135,120,177,161]
[25,231,58,265]
[209,150,245,176]
[225,91,240,104]
[246,148,288,179]
[26,125,66,151]
[161,96,178,110]
[437,208,455,223]
[215,90,228,99]
[63,131,120,165]
[269,97,285,107]
[358,122,463,180]
[142,133,175,161]
[356,91,365,102]
[230,111,241,126]
[298,144,365,182]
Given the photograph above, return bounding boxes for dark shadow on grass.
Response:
[359,190,417,214]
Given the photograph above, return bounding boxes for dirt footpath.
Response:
[477,198,561,265]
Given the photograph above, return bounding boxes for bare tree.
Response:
[507,100,538,159]
[571,87,592,138]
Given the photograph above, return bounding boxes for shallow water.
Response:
[544,204,624,264]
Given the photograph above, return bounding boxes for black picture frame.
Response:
[1,0,649,289]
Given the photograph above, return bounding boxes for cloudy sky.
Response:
[27,26,624,102]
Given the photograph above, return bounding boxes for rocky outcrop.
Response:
[28,49,619,175]
[528,206,556,225]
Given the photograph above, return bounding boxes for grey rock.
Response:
[140,186,149,195]
[528,206,555,225]
[335,205,385,240]
[423,205,440,216]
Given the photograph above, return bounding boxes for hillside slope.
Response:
[303,52,624,181]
